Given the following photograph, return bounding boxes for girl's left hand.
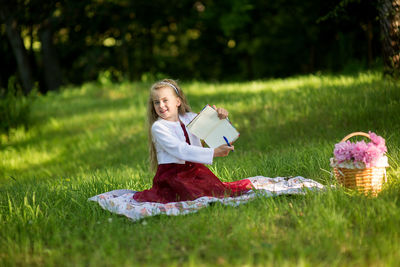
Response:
[212,105,228,119]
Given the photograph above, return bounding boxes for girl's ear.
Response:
[176,97,182,107]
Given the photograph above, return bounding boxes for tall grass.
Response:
[1,71,399,266]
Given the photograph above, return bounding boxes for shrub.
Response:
[0,77,35,134]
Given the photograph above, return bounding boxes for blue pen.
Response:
[223,136,234,152]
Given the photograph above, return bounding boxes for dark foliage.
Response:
[0,0,385,91]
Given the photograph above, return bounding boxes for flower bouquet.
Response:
[330,131,389,195]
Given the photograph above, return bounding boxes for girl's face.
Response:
[152,86,181,121]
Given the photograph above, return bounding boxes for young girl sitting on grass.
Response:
[133,79,252,203]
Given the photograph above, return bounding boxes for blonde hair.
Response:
[147,79,191,171]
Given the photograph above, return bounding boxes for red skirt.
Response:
[133,162,252,203]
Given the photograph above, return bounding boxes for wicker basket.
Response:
[333,132,387,196]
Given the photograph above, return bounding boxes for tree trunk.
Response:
[367,20,373,68]
[1,11,34,94]
[378,0,400,78]
[39,21,62,92]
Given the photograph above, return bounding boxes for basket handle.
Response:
[340,132,370,143]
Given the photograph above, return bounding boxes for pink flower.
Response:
[365,142,383,168]
[332,132,387,168]
[334,141,354,163]
[369,131,387,154]
[352,140,368,164]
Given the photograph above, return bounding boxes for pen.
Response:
[223,136,234,152]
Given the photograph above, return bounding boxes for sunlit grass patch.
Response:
[1,71,400,266]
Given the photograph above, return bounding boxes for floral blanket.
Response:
[88,176,324,222]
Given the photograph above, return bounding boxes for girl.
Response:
[133,79,252,203]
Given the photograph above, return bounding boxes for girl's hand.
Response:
[212,105,228,120]
[213,144,234,157]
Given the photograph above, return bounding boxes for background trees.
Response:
[378,0,400,78]
[1,0,397,94]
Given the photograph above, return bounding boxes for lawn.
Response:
[1,71,400,266]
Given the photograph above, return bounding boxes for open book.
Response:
[187,105,240,148]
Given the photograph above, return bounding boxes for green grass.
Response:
[1,71,400,266]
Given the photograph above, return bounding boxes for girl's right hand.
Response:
[213,144,234,157]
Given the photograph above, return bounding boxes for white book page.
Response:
[187,106,220,139]
[204,120,239,148]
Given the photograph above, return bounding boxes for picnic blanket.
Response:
[88,176,324,222]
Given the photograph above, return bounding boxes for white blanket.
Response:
[88,176,324,222]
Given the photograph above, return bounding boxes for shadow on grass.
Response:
[193,79,399,142]
[0,116,147,184]
[1,76,399,185]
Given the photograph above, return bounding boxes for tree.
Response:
[0,0,64,93]
[0,7,34,94]
[378,0,400,78]
[0,0,389,87]
[39,18,63,92]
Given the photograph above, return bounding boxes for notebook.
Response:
[187,105,240,148]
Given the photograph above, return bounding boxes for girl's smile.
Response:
[152,86,181,121]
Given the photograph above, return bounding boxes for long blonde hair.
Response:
[147,79,191,171]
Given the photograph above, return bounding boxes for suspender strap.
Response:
[180,122,191,145]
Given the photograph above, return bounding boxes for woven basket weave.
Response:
[333,132,387,196]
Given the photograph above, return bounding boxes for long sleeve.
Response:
[152,120,214,165]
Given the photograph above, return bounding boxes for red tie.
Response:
[180,122,191,145]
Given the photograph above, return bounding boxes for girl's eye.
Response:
[154,101,159,105]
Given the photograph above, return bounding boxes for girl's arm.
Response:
[213,143,234,157]
[152,122,214,164]
[212,105,228,119]
[210,105,235,156]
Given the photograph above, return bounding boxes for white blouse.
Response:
[151,112,214,165]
